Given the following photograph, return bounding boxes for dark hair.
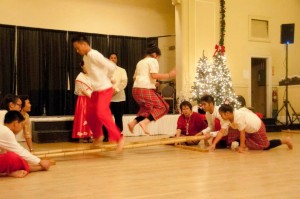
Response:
[71,34,90,45]
[237,95,246,107]
[200,95,215,105]
[18,95,30,109]
[0,94,20,110]
[4,110,25,124]
[219,104,234,114]
[180,101,193,111]
[146,42,161,56]
[108,52,118,58]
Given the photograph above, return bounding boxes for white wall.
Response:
[175,0,300,114]
[0,0,175,37]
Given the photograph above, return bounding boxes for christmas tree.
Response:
[191,52,217,101]
[191,50,239,107]
[211,49,239,106]
[191,0,239,107]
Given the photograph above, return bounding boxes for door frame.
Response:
[250,56,272,118]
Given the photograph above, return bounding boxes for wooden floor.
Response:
[1,132,300,199]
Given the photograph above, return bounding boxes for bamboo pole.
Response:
[282,129,300,134]
[35,135,207,158]
[174,145,209,152]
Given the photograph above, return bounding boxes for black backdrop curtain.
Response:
[0,25,16,99]
[67,31,87,115]
[1,24,158,115]
[123,37,148,113]
[17,27,67,115]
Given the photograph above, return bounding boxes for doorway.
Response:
[251,58,267,117]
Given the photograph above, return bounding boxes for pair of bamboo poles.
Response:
[34,135,209,159]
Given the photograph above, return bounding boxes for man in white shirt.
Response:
[0,111,51,177]
[103,53,128,142]
[198,95,231,149]
[72,34,124,151]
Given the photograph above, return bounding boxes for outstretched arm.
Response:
[209,128,227,151]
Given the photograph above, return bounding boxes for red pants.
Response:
[0,152,29,174]
[86,88,121,142]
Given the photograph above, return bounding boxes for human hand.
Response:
[168,68,176,78]
[113,88,118,96]
[39,160,51,170]
[204,133,211,139]
[194,132,203,136]
[236,146,247,153]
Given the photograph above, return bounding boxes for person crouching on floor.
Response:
[175,101,207,145]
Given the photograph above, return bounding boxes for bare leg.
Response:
[29,165,46,172]
[281,137,293,149]
[127,119,138,134]
[139,118,151,135]
[91,136,104,148]
[25,137,33,152]
[116,136,125,152]
[8,170,28,178]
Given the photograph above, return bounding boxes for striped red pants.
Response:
[132,88,169,121]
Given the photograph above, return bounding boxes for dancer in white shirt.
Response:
[218,104,293,153]
[198,95,231,149]
[128,43,176,134]
[72,34,124,151]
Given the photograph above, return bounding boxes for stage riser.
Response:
[32,121,73,143]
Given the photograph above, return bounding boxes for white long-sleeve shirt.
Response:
[83,49,117,91]
[230,107,261,133]
[0,124,40,164]
[202,105,230,135]
[111,66,128,102]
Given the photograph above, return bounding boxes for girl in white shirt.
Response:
[128,43,176,134]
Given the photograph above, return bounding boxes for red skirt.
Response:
[0,152,30,174]
[132,88,169,120]
[72,96,93,138]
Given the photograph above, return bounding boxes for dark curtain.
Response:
[123,37,149,114]
[108,35,124,60]
[66,31,86,115]
[17,27,67,115]
[2,24,158,115]
[91,34,109,56]
[41,30,67,115]
[0,25,15,99]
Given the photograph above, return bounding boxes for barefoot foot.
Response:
[9,170,28,178]
[116,137,125,152]
[91,136,104,149]
[139,118,151,135]
[128,120,137,134]
[283,137,293,150]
